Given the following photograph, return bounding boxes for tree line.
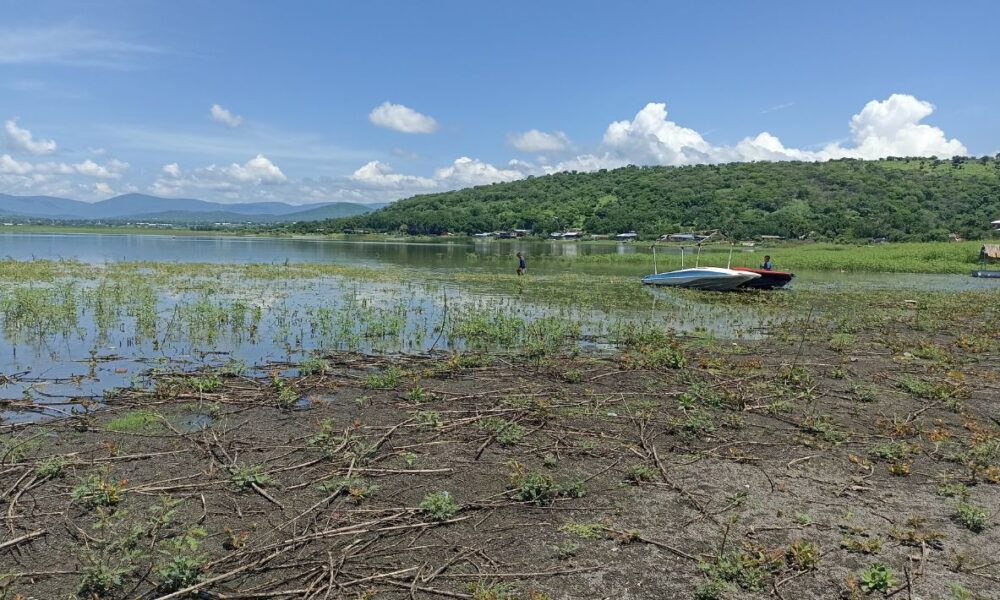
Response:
[284,156,1000,242]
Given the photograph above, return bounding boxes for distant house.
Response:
[662,232,709,242]
[614,232,639,241]
[759,235,785,241]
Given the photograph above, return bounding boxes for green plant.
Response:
[694,580,727,600]
[468,582,518,600]
[478,417,525,446]
[299,355,331,375]
[156,527,207,592]
[319,477,378,503]
[36,455,68,478]
[559,522,605,539]
[415,410,443,428]
[72,469,125,508]
[419,491,459,521]
[554,540,580,559]
[955,501,988,533]
[625,463,658,484]
[230,465,274,490]
[859,563,895,594]
[786,539,821,570]
[363,366,403,389]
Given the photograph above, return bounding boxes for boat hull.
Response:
[642,268,760,291]
[732,268,795,289]
[972,271,1000,279]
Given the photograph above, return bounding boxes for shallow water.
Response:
[0,233,995,421]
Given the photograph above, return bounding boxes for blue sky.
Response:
[2,0,998,204]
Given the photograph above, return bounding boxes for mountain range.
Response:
[0,193,383,224]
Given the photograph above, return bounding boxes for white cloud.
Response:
[94,182,114,196]
[550,94,966,172]
[149,154,287,200]
[350,161,436,189]
[0,24,159,69]
[0,154,34,175]
[222,154,286,183]
[508,129,571,153]
[434,157,526,187]
[210,104,244,128]
[819,94,967,159]
[368,102,438,134]
[5,119,57,155]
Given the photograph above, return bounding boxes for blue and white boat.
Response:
[642,266,760,290]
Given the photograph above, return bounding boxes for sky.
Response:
[1,0,999,205]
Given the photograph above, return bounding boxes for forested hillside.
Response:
[288,157,1000,241]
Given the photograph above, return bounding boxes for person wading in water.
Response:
[516,251,526,276]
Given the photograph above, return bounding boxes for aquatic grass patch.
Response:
[105,409,161,433]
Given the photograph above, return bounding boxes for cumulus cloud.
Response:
[350,161,436,190]
[0,154,34,175]
[434,157,526,187]
[150,154,286,200]
[550,94,966,172]
[508,129,571,153]
[5,119,57,155]
[368,102,438,134]
[210,104,244,128]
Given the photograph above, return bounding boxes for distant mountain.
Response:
[0,193,383,223]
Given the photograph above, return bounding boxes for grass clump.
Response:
[362,366,403,389]
[105,409,160,432]
[299,355,331,375]
[699,548,781,592]
[419,491,459,521]
[786,539,821,570]
[559,522,605,539]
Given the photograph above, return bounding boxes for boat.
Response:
[972,271,1000,279]
[732,267,795,289]
[642,267,760,291]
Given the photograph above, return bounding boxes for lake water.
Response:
[0,233,994,422]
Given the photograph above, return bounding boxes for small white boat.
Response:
[642,267,759,290]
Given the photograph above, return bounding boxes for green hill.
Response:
[287,157,1000,241]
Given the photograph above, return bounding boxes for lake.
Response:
[0,233,995,422]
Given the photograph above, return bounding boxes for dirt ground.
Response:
[1,320,999,599]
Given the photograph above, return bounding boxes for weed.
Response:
[419,491,459,521]
[955,502,988,533]
[936,481,970,500]
[841,536,883,554]
[786,539,821,570]
[625,464,658,484]
[72,469,125,508]
[693,580,727,600]
[415,410,443,428]
[35,455,68,478]
[542,453,558,468]
[478,417,525,446]
[562,369,584,383]
[852,383,879,403]
[299,355,331,375]
[363,366,403,389]
[559,522,605,539]
[554,540,580,560]
[230,465,274,490]
[318,477,378,503]
[506,461,584,505]
[468,582,518,600]
[700,548,780,592]
[859,563,895,594]
[156,527,207,592]
[867,441,912,462]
